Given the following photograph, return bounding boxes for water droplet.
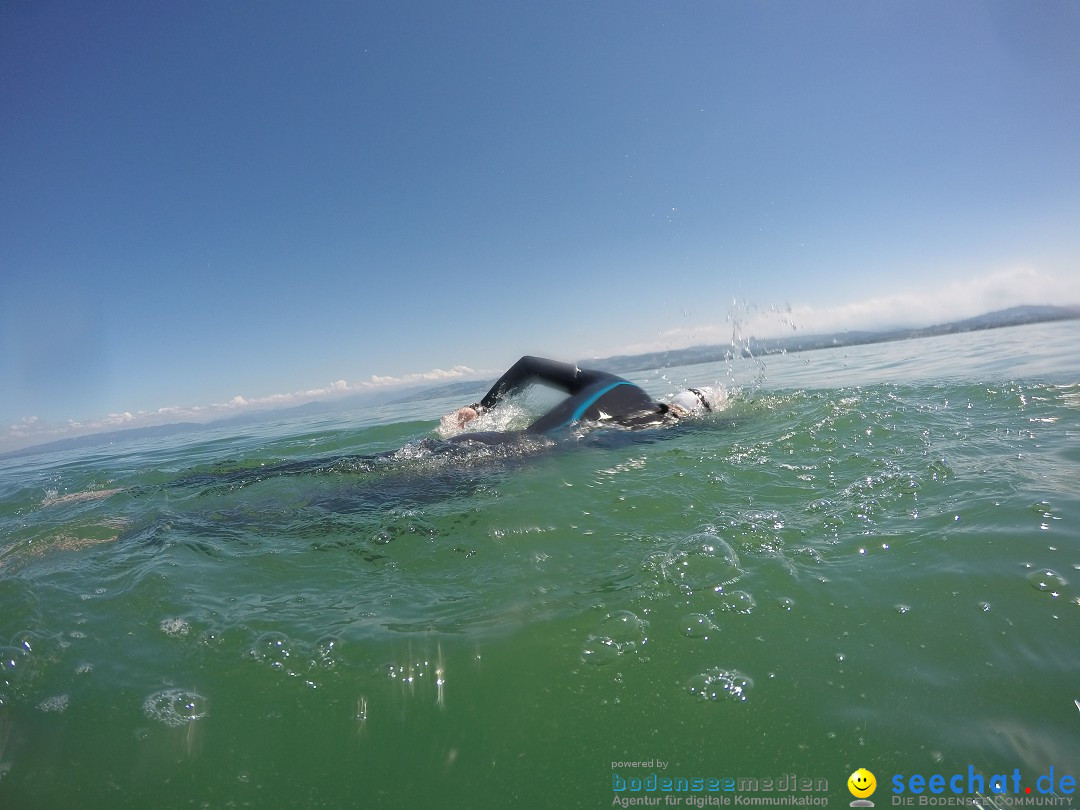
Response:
[0,645,31,689]
[142,688,208,727]
[10,630,36,654]
[1029,500,1054,518]
[685,668,753,703]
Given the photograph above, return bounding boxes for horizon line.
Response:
[4,302,1077,459]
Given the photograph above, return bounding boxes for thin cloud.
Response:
[4,365,483,452]
[591,267,1080,358]
[6,267,1077,453]
[366,366,479,387]
[770,267,1079,337]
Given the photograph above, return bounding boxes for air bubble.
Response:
[250,632,293,670]
[313,636,342,669]
[715,590,756,614]
[685,668,753,703]
[1027,569,1067,594]
[581,635,624,665]
[595,610,644,643]
[143,688,208,727]
[661,533,742,592]
[582,610,645,665]
[680,613,717,639]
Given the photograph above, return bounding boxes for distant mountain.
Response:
[385,379,490,406]
[591,304,1080,375]
[4,304,1076,460]
[0,421,209,460]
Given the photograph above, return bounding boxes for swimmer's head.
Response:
[669,386,725,416]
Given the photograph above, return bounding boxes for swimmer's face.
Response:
[847,769,876,798]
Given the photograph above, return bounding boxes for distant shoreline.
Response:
[590,303,1080,376]
[3,304,1077,460]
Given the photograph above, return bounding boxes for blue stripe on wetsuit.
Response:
[563,380,637,426]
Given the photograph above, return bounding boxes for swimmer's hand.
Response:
[439,405,480,436]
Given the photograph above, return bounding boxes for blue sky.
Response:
[2,0,1078,451]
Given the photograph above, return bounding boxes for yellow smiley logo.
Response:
[848,768,877,798]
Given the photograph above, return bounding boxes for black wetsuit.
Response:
[472,356,671,434]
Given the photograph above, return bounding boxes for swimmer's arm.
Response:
[442,356,614,429]
[440,356,573,431]
[478,356,589,409]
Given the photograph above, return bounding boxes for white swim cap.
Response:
[670,386,724,415]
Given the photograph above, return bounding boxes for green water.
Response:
[1,322,1078,807]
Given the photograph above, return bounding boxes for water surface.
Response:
[1,321,1077,807]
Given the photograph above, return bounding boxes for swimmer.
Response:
[443,355,723,437]
[42,357,724,507]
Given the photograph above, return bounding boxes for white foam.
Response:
[37,694,69,713]
[159,617,191,638]
[142,688,208,727]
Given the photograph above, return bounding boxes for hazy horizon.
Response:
[4,301,1075,456]
[4,2,1079,453]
